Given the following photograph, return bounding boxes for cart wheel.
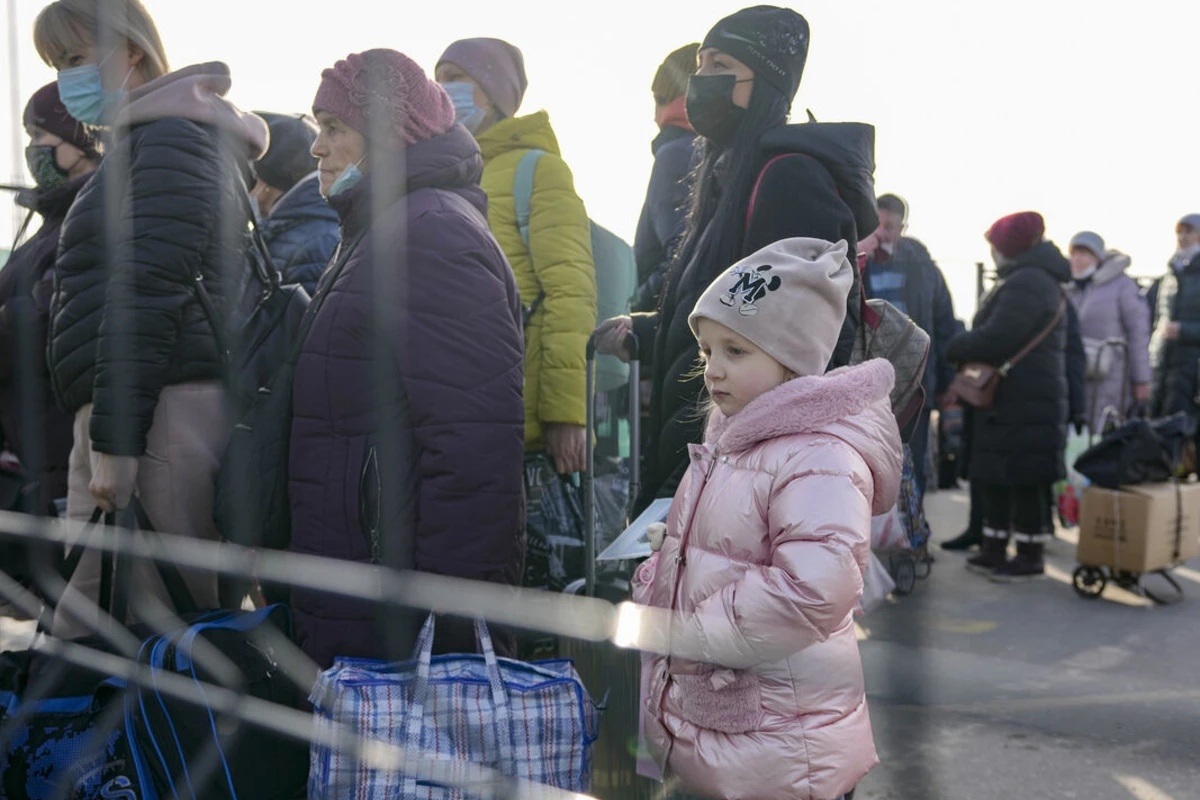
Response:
[893,556,917,596]
[1072,566,1106,599]
[915,546,934,579]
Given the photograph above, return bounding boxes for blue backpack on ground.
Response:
[512,149,636,393]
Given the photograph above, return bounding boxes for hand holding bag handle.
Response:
[36,508,110,635]
[952,294,1067,409]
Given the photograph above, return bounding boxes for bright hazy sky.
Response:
[4,0,1199,319]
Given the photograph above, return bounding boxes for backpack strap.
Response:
[744,152,848,232]
[512,149,549,325]
[514,149,548,250]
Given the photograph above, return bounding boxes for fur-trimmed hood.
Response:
[706,358,902,514]
[1091,250,1133,287]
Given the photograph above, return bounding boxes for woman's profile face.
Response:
[311,110,367,197]
[696,48,755,109]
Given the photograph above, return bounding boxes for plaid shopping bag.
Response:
[308,615,602,799]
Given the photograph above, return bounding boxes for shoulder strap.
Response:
[190,165,282,368]
[745,154,800,230]
[1001,293,1067,375]
[512,149,549,326]
[513,149,548,250]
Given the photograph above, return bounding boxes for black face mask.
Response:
[25,144,70,190]
[685,74,748,148]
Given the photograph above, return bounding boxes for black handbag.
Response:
[190,173,311,415]
[210,230,365,553]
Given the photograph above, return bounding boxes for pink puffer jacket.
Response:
[633,359,902,800]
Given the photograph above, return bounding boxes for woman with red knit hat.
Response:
[946,212,1070,580]
[287,49,526,668]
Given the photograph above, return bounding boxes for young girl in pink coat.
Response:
[633,237,902,800]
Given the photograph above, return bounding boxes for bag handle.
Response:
[402,614,514,799]
[999,293,1067,377]
[189,164,280,370]
[116,497,200,619]
[40,500,199,632]
[37,508,111,635]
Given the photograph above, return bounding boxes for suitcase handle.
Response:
[584,330,641,597]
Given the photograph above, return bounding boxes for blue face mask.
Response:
[442,82,487,133]
[328,158,365,197]
[57,50,133,126]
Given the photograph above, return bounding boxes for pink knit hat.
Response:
[313,49,454,148]
[689,238,854,378]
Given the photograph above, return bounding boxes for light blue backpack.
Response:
[513,149,635,392]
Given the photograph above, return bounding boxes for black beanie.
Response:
[702,5,810,101]
[253,112,319,192]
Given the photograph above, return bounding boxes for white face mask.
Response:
[1072,264,1097,280]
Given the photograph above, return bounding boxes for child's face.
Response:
[697,318,792,417]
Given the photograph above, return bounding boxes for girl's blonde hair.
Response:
[34,0,169,80]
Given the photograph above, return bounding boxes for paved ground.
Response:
[857,486,1200,800]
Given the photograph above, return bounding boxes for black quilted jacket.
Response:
[49,117,248,456]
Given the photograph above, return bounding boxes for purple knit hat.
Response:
[437,38,528,119]
[313,49,455,147]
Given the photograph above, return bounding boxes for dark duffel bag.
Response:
[125,604,309,800]
[0,639,142,800]
[5,500,309,800]
[1073,414,1194,489]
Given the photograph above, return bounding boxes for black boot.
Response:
[966,531,1009,574]
[941,528,982,551]
[990,538,1045,582]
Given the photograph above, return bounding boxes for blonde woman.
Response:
[33,0,267,635]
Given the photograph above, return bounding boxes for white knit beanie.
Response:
[689,237,854,377]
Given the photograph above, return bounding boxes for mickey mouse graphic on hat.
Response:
[719,263,782,316]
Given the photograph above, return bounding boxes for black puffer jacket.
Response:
[1150,252,1200,422]
[49,63,266,456]
[948,241,1070,485]
[631,122,876,510]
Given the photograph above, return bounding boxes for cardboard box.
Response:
[1077,483,1200,573]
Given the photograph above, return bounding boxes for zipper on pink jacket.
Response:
[657,447,719,773]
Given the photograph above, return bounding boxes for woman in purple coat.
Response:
[287,49,526,669]
[1065,231,1152,431]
